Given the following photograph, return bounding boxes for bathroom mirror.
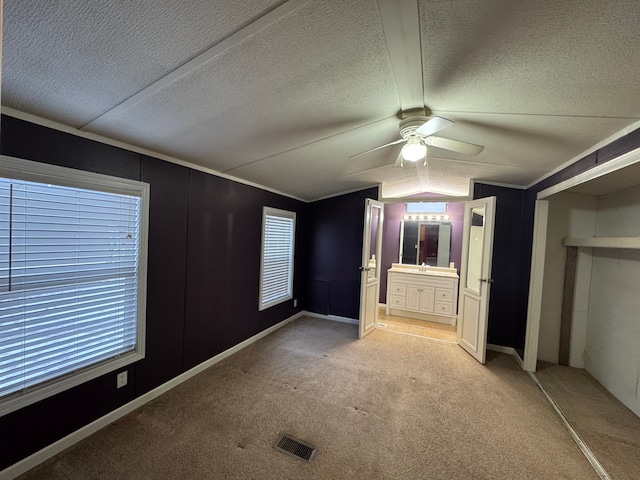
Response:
[400,220,452,267]
[465,207,485,293]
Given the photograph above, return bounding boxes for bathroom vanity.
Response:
[386,263,459,325]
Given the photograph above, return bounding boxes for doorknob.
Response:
[359,266,371,271]
[479,278,494,284]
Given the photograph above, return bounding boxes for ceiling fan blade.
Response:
[425,136,484,155]
[415,116,454,137]
[349,138,406,159]
[393,150,404,168]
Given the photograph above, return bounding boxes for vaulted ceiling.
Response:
[3,0,640,200]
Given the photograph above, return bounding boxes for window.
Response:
[406,202,447,213]
[0,156,148,416]
[259,207,295,311]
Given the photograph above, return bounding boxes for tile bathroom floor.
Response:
[377,307,457,342]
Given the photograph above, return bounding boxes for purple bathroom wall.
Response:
[380,202,405,302]
[448,201,464,274]
[379,201,464,303]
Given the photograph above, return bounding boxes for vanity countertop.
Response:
[388,263,459,279]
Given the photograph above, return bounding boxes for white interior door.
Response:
[359,198,383,338]
[457,196,496,363]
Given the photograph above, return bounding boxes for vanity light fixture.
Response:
[403,213,451,222]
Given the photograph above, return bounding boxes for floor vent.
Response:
[274,434,317,462]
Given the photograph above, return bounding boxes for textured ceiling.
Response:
[3,0,640,200]
[2,0,282,127]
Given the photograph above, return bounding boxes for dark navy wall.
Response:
[472,184,525,348]
[183,170,308,369]
[0,115,308,470]
[307,187,379,319]
[136,155,190,395]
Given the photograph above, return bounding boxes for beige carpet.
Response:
[535,362,640,480]
[18,317,599,479]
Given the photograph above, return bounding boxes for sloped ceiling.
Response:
[3,0,640,200]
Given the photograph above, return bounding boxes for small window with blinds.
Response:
[259,207,295,311]
[0,156,148,416]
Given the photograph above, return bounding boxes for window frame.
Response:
[258,206,296,311]
[0,155,149,417]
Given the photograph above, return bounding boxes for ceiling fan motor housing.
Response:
[399,116,430,140]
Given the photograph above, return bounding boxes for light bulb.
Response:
[401,139,426,162]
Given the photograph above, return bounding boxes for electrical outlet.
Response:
[293,299,297,307]
[117,371,128,389]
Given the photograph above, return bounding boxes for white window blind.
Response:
[259,207,295,310]
[0,162,147,414]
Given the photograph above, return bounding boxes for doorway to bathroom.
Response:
[360,195,497,363]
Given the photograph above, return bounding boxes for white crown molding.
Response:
[537,145,640,199]
[310,184,380,202]
[526,119,640,190]
[473,180,526,190]
[1,107,308,203]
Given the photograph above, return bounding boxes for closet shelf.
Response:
[563,237,640,249]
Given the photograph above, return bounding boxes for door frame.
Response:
[522,200,549,371]
[522,146,640,372]
[368,190,500,355]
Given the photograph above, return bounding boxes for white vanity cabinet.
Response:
[386,264,459,325]
[405,284,434,313]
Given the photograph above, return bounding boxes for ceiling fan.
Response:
[351,114,484,168]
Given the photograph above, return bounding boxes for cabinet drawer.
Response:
[389,283,406,296]
[435,301,452,315]
[389,295,406,309]
[435,288,453,301]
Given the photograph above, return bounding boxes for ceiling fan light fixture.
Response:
[401,139,426,162]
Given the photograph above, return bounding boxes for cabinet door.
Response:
[419,286,435,313]
[406,284,421,311]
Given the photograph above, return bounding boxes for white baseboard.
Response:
[512,349,524,368]
[303,311,359,325]
[0,311,305,480]
[487,343,524,368]
[486,343,514,354]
